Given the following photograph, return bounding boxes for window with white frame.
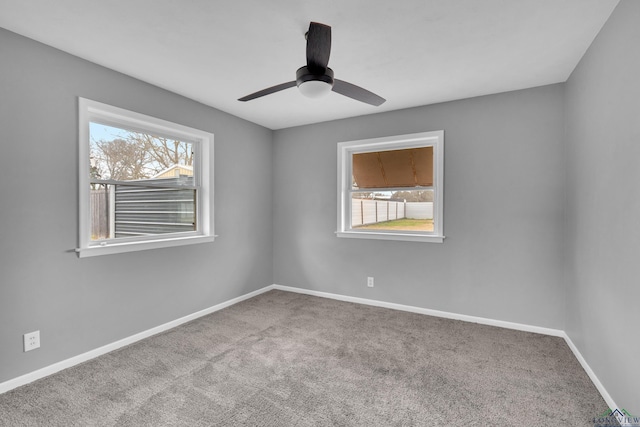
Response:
[77,98,214,257]
[337,131,444,243]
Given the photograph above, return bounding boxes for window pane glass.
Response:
[89,122,194,185]
[89,123,197,241]
[90,183,196,241]
[351,190,434,232]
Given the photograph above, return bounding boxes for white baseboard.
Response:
[0,286,273,395]
[271,284,564,337]
[562,332,619,412]
[272,284,619,413]
[1,282,618,418]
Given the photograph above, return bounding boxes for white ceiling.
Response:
[0,0,619,130]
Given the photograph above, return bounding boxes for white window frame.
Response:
[337,130,444,243]
[77,98,214,257]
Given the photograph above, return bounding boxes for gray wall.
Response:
[565,0,640,414]
[0,29,273,383]
[273,84,566,329]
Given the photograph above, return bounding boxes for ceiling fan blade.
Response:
[238,81,297,102]
[332,79,386,106]
[306,22,331,73]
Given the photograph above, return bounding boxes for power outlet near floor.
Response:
[23,330,40,352]
[367,277,374,288]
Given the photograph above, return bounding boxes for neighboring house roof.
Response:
[152,164,193,179]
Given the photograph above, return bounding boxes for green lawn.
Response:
[355,218,434,231]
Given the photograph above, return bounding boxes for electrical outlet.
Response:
[23,330,40,352]
[367,277,374,288]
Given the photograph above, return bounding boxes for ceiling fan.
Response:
[238,22,385,106]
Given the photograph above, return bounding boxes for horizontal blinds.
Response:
[353,146,433,189]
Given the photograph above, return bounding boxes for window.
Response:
[337,131,444,243]
[77,98,214,257]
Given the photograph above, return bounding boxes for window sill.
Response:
[336,231,444,243]
[76,235,216,258]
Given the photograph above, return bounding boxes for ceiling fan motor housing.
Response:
[296,66,334,98]
[296,66,334,87]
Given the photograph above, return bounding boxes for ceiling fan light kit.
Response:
[296,66,334,98]
[238,22,385,106]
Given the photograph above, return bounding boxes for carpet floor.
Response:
[0,290,609,426]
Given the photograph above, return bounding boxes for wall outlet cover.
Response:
[24,330,40,352]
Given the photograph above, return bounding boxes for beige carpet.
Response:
[0,290,609,426]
